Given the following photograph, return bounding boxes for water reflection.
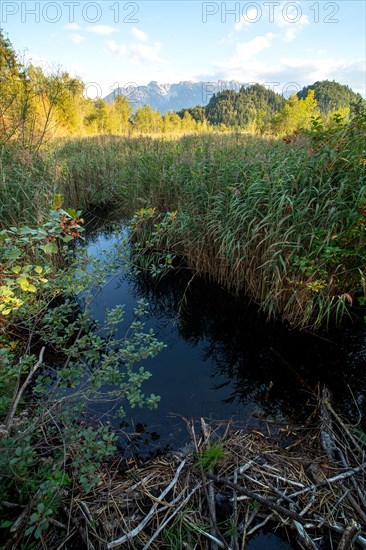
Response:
[132,267,366,417]
[83,224,366,456]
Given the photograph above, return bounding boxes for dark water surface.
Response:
[79,221,366,549]
[82,222,366,463]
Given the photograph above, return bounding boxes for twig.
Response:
[142,483,201,550]
[61,504,95,550]
[338,449,366,515]
[231,467,239,550]
[201,418,219,550]
[5,346,45,433]
[106,459,186,548]
[299,492,317,517]
[183,517,227,549]
[289,462,366,498]
[336,519,361,550]
[292,517,320,550]
[246,513,274,537]
[340,484,366,525]
[209,475,310,525]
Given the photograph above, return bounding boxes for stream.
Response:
[81,221,366,461]
[74,219,366,548]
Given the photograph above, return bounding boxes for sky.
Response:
[1,0,365,100]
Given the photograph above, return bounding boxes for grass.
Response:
[1,110,365,329]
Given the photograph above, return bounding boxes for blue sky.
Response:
[1,1,365,99]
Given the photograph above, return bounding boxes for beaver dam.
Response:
[9,389,364,549]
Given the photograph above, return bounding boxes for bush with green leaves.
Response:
[0,197,164,546]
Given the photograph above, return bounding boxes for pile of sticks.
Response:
[44,389,366,548]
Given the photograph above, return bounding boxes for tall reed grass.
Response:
[2,111,365,328]
[0,144,57,226]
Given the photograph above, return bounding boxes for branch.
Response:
[5,346,45,433]
[107,459,186,548]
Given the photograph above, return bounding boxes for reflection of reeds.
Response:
[47,392,366,549]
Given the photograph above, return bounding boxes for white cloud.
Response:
[131,27,148,42]
[235,7,261,32]
[106,38,165,64]
[106,40,127,57]
[64,23,80,31]
[70,34,86,44]
[226,33,276,67]
[87,25,118,36]
[233,2,309,42]
[211,53,365,97]
[274,3,309,42]
[130,42,165,64]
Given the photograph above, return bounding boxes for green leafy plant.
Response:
[0,197,165,545]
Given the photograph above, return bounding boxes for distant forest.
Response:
[1,28,364,147]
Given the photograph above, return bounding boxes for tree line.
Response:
[180,80,364,134]
[1,29,364,150]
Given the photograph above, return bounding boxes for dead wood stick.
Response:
[106,459,186,548]
[54,527,77,549]
[242,472,300,510]
[183,517,227,549]
[299,492,317,517]
[292,517,320,550]
[125,473,154,493]
[259,469,305,488]
[142,483,202,550]
[209,475,310,525]
[340,484,366,525]
[321,521,366,548]
[201,418,219,550]
[5,347,45,433]
[61,504,95,550]
[246,513,274,537]
[338,449,366,514]
[1,501,26,509]
[231,468,239,550]
[324,399,363,454]
[289,461,366,498]
[336,519,361,550]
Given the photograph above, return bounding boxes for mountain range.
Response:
[104,80,243,114]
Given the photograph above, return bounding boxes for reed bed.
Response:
[9,389,365,549]
[2,116,365,328]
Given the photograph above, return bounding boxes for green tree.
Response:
[204,84,285,130]
[133,105,163,133]
[297,80,364,115]
[0,29,27,145]
[163,111,182,133]
[272,90,319,135]
[113,95,133,134]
